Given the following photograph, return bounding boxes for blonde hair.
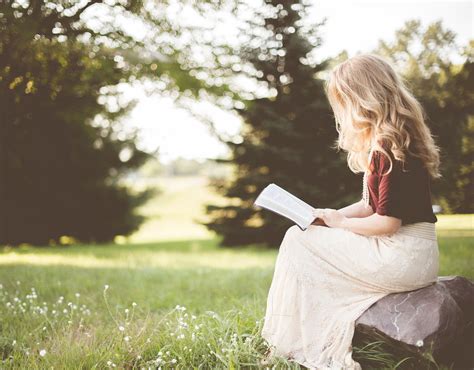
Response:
[324,53,441,179]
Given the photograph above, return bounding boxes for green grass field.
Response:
[127,176,225,243]
[0,176,472,369]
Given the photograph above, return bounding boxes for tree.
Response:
[0,0,221,245]
[376,20,474,213]
[0,36,153,244]
[203,0,362,247]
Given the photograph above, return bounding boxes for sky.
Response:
[125,0,473,163]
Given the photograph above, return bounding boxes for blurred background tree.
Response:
[0,0,221,245]
[203,0,362,246]
[1,37,155,245]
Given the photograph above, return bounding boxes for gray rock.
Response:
[354,276,474,369]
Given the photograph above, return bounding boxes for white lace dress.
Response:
[260,155,440,369]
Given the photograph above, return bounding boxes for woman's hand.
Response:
[311,208,348,229]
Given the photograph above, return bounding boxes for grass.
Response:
[0,240,278,369]
[1,230,471,369]
[127,176,225,242]
[0,176,472,369]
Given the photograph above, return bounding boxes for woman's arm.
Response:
[337,199,374,218]
[312,208,402,236]
[339,213,401,236]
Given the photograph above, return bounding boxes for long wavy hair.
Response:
[324,53,441,179]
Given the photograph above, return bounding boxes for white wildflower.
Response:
[39,349,46,357]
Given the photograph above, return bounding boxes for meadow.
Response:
[0,176,472,369]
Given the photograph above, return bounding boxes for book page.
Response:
[254,184,315,229]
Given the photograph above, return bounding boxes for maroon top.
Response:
[367,146,437,225]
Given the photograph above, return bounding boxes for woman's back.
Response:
[367,146,437,225]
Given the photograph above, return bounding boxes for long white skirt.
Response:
[261,222,439,370]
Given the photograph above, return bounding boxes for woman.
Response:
[260,54,441,370]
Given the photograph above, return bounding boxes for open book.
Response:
[253,183,317,230]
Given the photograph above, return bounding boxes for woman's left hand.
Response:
[311,208,347,229]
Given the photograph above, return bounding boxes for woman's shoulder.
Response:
[371,142,422,176]
[370,141,403,175]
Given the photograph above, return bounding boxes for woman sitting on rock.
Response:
[261,53,441,370]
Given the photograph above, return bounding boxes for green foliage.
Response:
[377,20,474,213]
[0,35,155,244]
[204,1,362,247]
[0,0,232,245]
[0,1,158,245]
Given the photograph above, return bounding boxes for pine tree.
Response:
[204,0,362,247]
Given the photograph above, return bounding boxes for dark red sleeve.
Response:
[375,151,403,220]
